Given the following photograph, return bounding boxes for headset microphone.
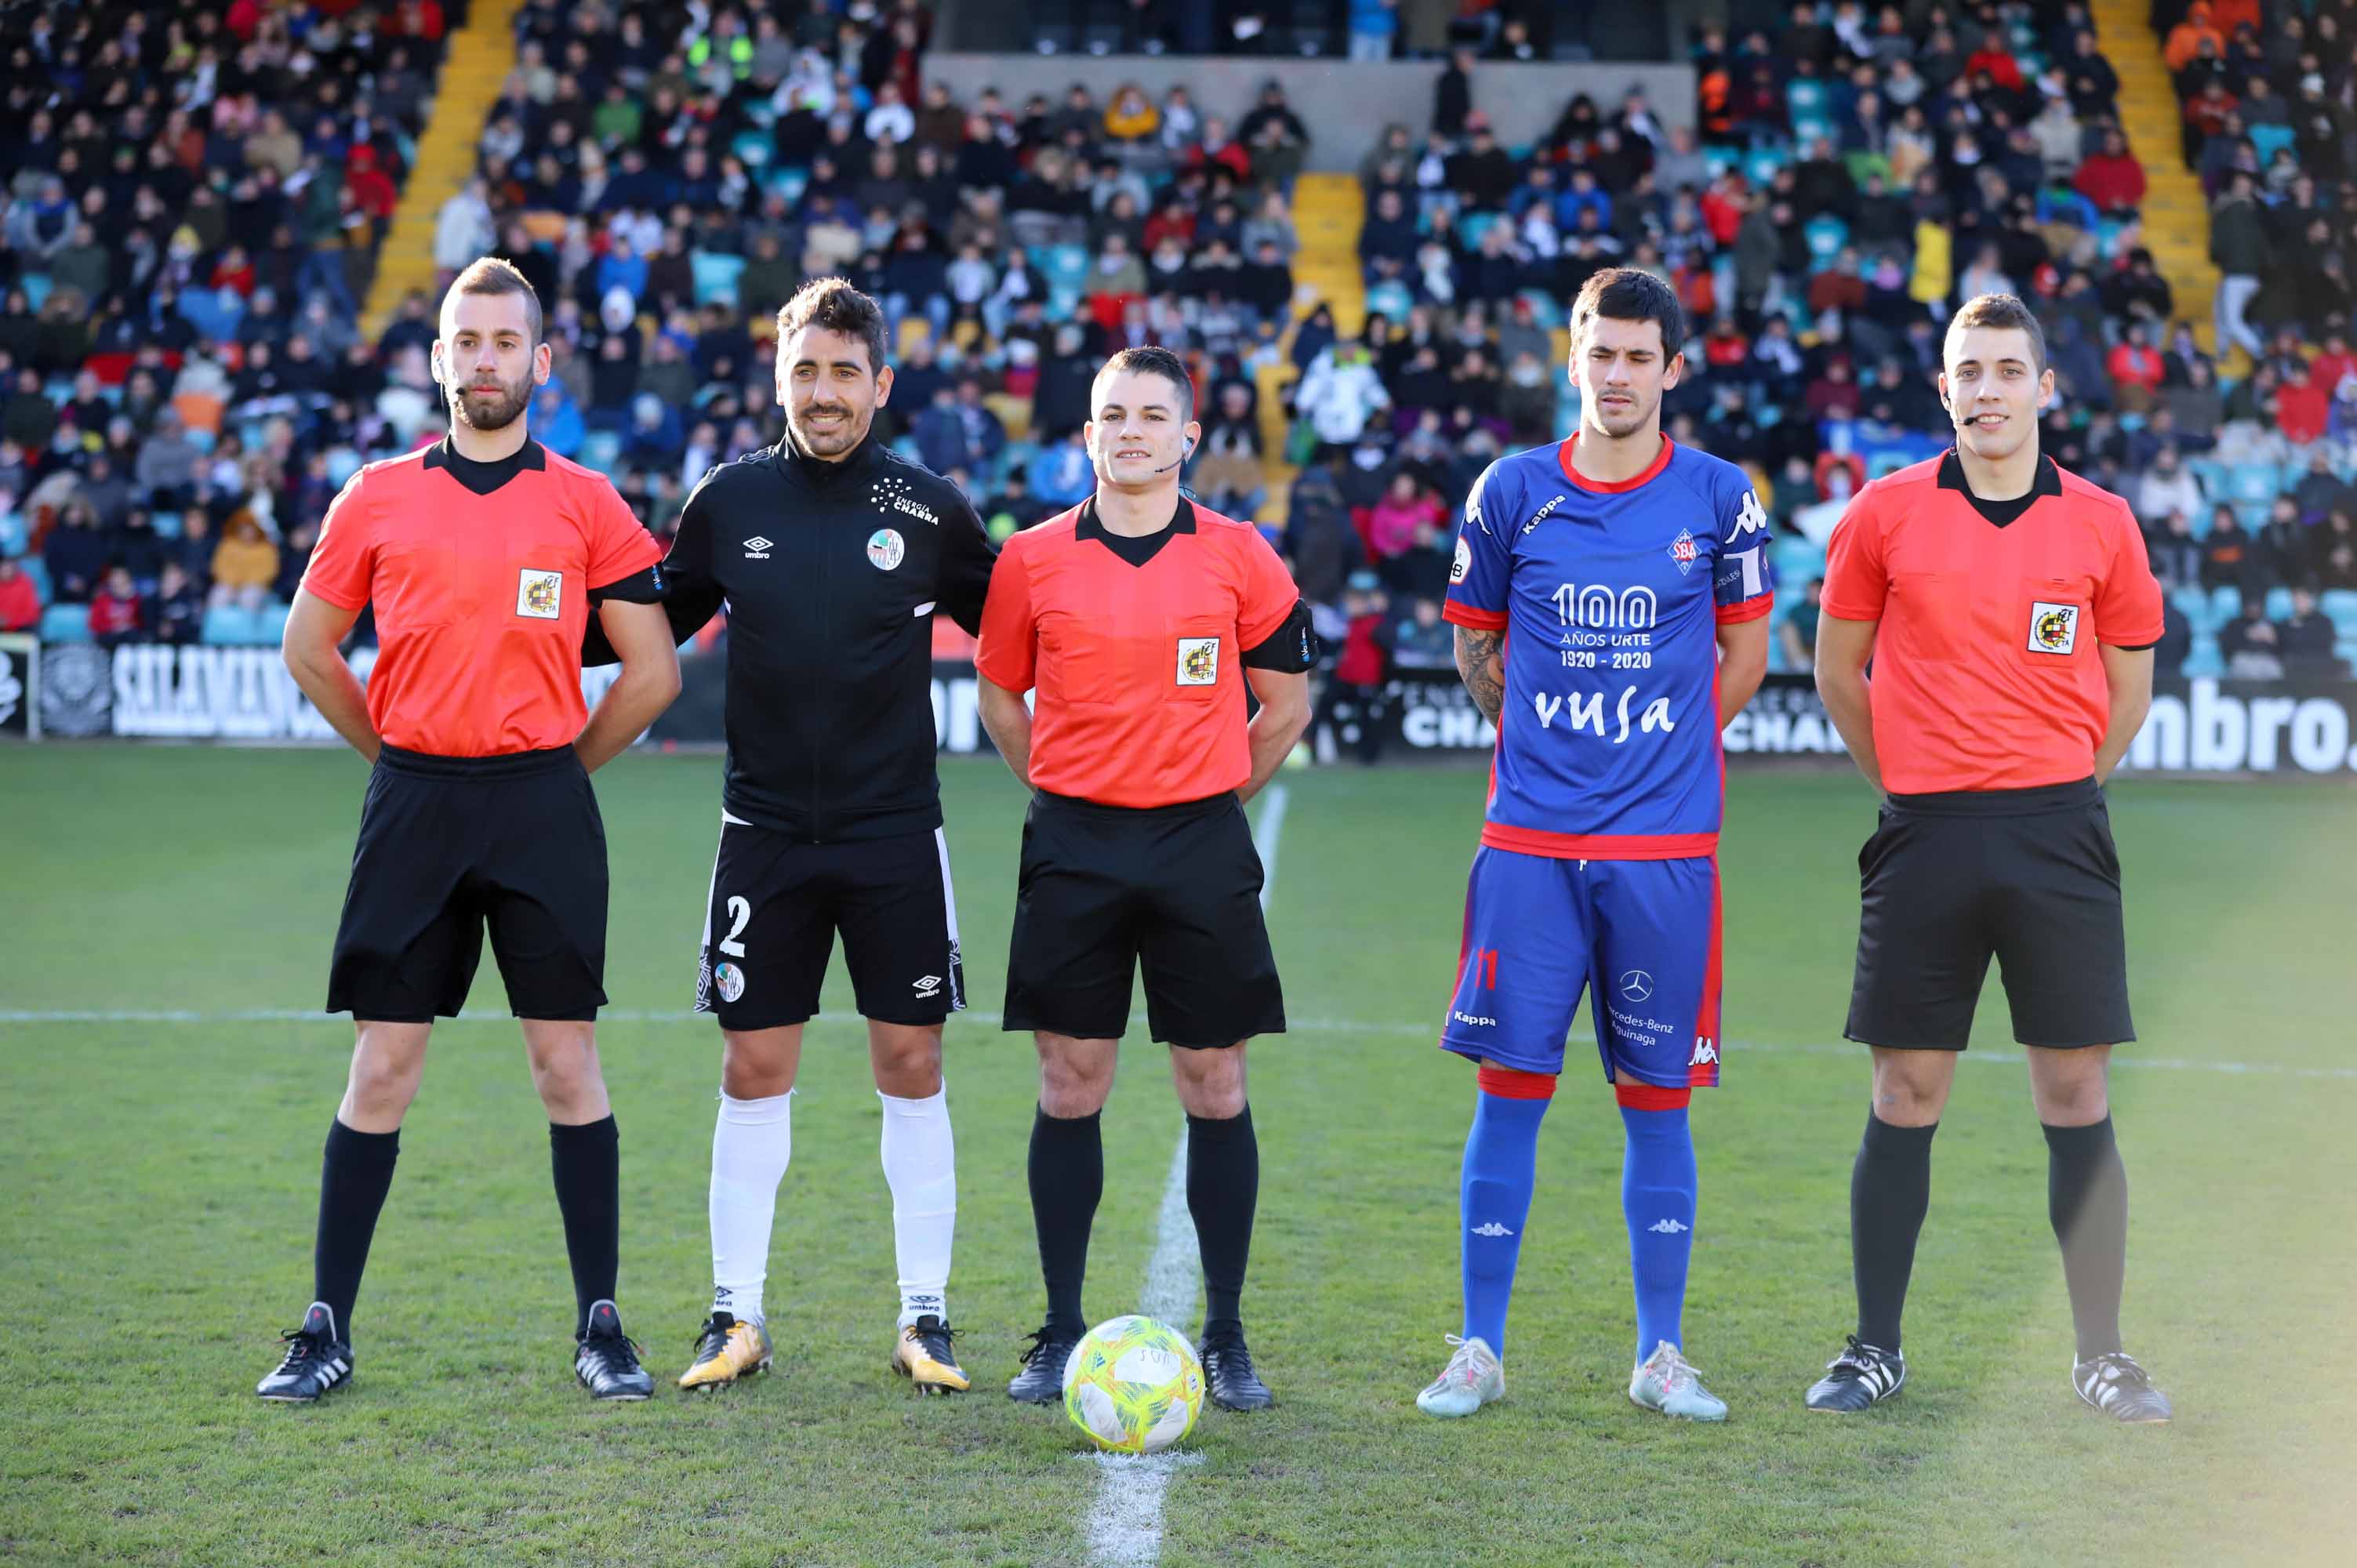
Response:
[1108,434,1197,477]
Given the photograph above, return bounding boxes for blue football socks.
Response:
[1459,1072,1552,1356]
[1620,1101,1699,1362]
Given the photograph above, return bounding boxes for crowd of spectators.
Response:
[0,0,453,644]
[1026,0,1625,62]
[1,0,2352,695]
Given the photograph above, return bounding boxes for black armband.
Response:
[587,562,667,605]
[1242,598,1319,673]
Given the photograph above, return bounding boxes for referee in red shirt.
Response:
[975,347,1315,1412]
[255,259,681,1404]
[1804,294,2173,1423]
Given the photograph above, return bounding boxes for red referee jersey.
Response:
[1821,450,2165,793]
[301,438,662,757]
[975,496,1302,808]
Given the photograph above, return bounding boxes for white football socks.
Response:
[879,1083,957,1327]
[709,1090,793,1323]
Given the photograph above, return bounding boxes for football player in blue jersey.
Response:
[1415,269,1774,1422]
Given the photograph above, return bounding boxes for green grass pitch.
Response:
[2,746,2352,1566]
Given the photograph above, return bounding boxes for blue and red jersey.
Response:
[1442,434,1775,859]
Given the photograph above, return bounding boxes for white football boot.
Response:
[1415,1334,1505,1417]
[1629,1340,1728,1421]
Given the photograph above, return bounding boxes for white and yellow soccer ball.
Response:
[1062,1314,1206,1454]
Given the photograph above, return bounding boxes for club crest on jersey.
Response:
[2028,601,2079,654]
[1669,528,1698,575]
[1176,636,1219,685]
[515,568,561,619]
[1451,535,1471,583]
[866,528,906,571]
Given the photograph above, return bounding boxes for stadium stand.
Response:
[0,0,2349,685]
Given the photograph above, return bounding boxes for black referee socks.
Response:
[314,1118,400,1343]
[1851,1112,1938,1352]
[1029,1107,1105,1334]
[549,1116,621,1338]
[1186,1106,1259,1339]
[2043,1116,2129,1363]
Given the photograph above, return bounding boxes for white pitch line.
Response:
[1077,785,1290,1568]
[1251,782,1288,914]
[1140,1122,1203,1334]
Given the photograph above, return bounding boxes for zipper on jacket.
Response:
[808,490,830,843]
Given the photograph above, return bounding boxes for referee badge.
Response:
[1177,636,1220,685]
[2028,601,2079,655]
[515,568,562,619]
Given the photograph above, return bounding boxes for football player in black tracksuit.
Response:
[588,279,997,1395]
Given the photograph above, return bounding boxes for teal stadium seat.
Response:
[691,250,747,307]
[2183,633,2224,678]
[21,556,48,602]
[2320,589,2357,633]
[0,510,24,555]
[150,510,181,538]
[2249,124,2297,164]
[1364,279,1413,321]
[21,273,49,311]
[579,430,623,474]
[40,603,90,641]
[1514,289,1563,328]
[730,129,773,169]
[2264,586,2293,621]
[258,600,290,646]
[2209,585,2243,621]
[1772,535,1828,583]
[202,604,261,644]
[1803,216,1848,266]
[765,166,809,205]
[2227,463,2278,504]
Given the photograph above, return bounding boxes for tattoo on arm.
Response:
[1455,627,1505,724]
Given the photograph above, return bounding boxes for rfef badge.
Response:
[2027,601,2079,655]
[516,568,562,619]
[1176,636,1219,685]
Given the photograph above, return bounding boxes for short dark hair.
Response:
[775,276,888,374]
[1569,267,1686,359]
[444,256,543,345]
[1945,292,2048,376]
[1094,345,1195,426]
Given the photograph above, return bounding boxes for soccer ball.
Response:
[1062,1314,1205,1454]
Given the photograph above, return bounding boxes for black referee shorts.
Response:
[1845,776,2134,1051]
[326,744,609,1023]
[1004,790,1286,1050]
[695,818,965,1032]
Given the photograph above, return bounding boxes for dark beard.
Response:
[452,376,532,432]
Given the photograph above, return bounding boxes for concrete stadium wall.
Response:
[922,56,1696,171]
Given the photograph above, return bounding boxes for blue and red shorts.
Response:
[1439,847,1723,1089]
